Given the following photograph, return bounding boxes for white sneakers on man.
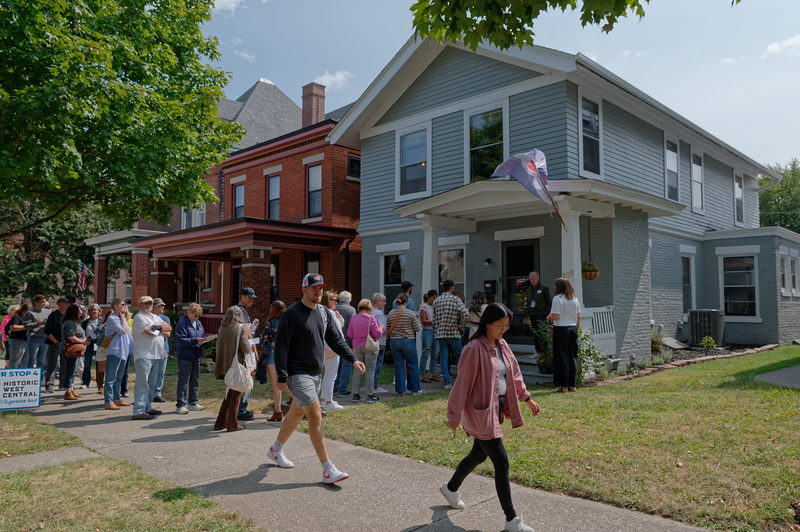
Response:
[439,483,465,509]
[504,515,534,532]
[175,406,189,415]
[268,445,294,468]
[322,465,349,484]
[187,403,204,411]
[321,400,344,411]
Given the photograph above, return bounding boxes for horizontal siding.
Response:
[431,111,465,194]
[703,155,735,228]
[565,82,580,180]
[359,131,414,232]
[377,47,541,125]
[602,101,664,197]
[509,82,571,181]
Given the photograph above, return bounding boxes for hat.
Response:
[302,273,326,288]
[152,298,166,307]
[401,281,413,290]
[56,297,69,304]
[241,287,258,299]
[138,296,154,305]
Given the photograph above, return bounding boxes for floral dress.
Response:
[256,319,279,384]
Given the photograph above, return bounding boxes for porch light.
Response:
[484,258,492,266]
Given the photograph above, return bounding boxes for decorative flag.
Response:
[492,148,565,229]
[77,262,90,292]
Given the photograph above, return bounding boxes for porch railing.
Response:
[582,305,616,356]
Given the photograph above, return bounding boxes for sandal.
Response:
[430,375,440,382]
[104,403,120,410]
[421,377,432,383]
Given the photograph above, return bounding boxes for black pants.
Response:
[552,325,578,387]
[448,400,515,522]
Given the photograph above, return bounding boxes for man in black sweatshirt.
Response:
[270,273,365,484]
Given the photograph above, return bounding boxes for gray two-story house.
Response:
[330,37,798,366]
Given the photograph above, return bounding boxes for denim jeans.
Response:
[120,351,132,395]
[237,392,250,416]
[154,356,168,398]
[81,340,95,387]
[45,342,61,388]
[420,328,438,374]
[373,345,385,388]
[389,338,420,394]
[27,337,49,369]
[333,358,353,395]
[104,354,127,404]
[176,358,200,408]
[438,337,463,386]
[7,338,28,368]
[63,355,78,389]
[133,357,160,415]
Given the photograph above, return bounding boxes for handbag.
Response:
[224,324,254,393]
[65,341,86,358]
[365,316,380,352]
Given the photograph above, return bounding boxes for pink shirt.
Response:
[1,314,11,342]
[447,336,529,440]
[346,312,383,349]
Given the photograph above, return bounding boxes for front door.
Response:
[183,261,200,303]
[502,240,539,344]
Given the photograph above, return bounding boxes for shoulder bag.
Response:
[65,341,86,358]
[224,324,254,394]
[364,315,380,352]
[384,309,405,340]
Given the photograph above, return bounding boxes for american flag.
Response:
[77,262,90,292]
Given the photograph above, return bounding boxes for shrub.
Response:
[638,356,652,369]
[596,365,610,381]
[533,321,553,372]
[577,328,607,385]
[701,336,717,351]
[652,347,673,365]
[651,330,663,353]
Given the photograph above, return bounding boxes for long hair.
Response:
[16,303,30,316]
[101,309,113,322]
[554,277,575,300]
[221,305,247,328]
[467,303,513,345]
[424,289,438,304]
[394,292,408,306]
[468,291,487,315]
[63,304,81,323]
[266,300,286,322]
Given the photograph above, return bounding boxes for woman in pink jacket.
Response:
[441,303,541,532]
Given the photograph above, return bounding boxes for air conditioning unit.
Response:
[688,309,725,346]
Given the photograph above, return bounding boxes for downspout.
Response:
[344,237,355,292]
[218,168,225,222]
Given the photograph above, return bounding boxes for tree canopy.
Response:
[760,159,800,234]
[0,0,243,239]
[411,0,744,52]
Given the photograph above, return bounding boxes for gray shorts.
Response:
[287,374,321,407]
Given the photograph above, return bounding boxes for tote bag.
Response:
[365,316,380,352]
[224,324,254,394]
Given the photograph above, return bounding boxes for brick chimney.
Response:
[302,82,325,127]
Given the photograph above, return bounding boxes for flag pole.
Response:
[533,167,566,230]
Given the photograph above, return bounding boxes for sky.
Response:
[202,0,800,168]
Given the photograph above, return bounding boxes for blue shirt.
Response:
[175,314,204,361]
[104,314,133,359]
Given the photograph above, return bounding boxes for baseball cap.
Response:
[152,298,166,307]
[241,287,258,299]
[302,273,326,288]
[56,297,69,304]
[138,296,154,305]
[401,281,413,290]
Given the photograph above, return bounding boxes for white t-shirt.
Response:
[551,295,580,327]
[132,311,168,360]
[419,303,434,330]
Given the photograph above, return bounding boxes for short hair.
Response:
[442,279,455,291]
[187,303,203,316]
[529,271,539,278]
[65,293,77,303]
[338,291,352,304]
[34,294,46,303]
[371,292,386,303]
[7,304,19,315]
[221,305,247,327]
[321,290,339,309]
[357,298,372,312]
[88,304,101,312]
[110,298,126,311]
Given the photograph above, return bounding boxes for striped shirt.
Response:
[385,308,420,340]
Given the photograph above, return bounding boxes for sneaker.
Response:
[321,401,344,411]
[373,386,388,394]
[412,390,427,396]
[505,515,534,532]
[45,386,54,393]
[351,394,362,403]
[147,409,163,416]
[366,395,380,404]
[187,404,204,411]
[175,406,189,415]
[131,413,155,420]
[440,483,465,509]
[79,384,87,389]
[237,411,255,421]
[152,396,166,403]
[322,465,349,484]
[121,393,130,398]
[268,445,294,468]
[336,391,351,398]
[444,384,452,390]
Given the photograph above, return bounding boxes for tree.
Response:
[411,0,744,52]
[0,0,243,239]
[760,159,800,234]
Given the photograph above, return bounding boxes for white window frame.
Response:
[733,173,745,227]
[578,88,603,180]
[379,248,408,305]
[233,183,245,218]
[680,251,696,322]
[690,149,705,215]
[664,136,680,203]
[779,254,791,296]
[395,122,432,202]
[306,164,322,219]
[438,245,467,297]
[107,282,116,300]
[181,204,206,230]
[267,173,280,221]
[716,245,760,323]
[462,100,509,185]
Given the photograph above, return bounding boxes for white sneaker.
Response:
[268,445,294,468]
[505,515,534,532]
[322,465,349,484]
[175,406,189,415]
[187,404,204,411]
[440,483,465,509]
[373,387,388,394]
[412,390,427,396]
[321,400,344,411]
[79,385,87,389]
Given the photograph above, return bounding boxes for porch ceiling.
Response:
[395,178,683,223]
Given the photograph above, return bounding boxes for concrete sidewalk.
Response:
[754,364,800,389]
[20,388,705,532]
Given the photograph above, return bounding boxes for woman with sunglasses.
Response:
[441,303,541,532]
[103,299,133,410]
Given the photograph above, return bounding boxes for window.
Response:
[397,128,429,198]
[305,251,320,275]
[233,184,244,218]
[793,259,799,294]
[383,253,405,305]
[268,174,280,220]
[307,164,322,218]
[181,204,206,229]
[722,256,756,317]
[469,108,504,182]
[107,282,115,300]
[691,153,704,212]
[581,97,601,176]
[203,261,212,290]
[734,174,744,225]
[270,256,279,302]
[666,140,679,201]
[346,156,361,179]
[125,283,131,300]
[438,248,465,298]
[681,255,694,314]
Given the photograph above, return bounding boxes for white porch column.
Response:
[421,224,440,293]
[557,205,584,306]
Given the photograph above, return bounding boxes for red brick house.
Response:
[87,81,361,324]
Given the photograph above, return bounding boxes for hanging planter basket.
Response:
[582,218,599,280]
[582,269,599,280]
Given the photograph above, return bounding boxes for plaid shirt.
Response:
[433,291,468,339]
